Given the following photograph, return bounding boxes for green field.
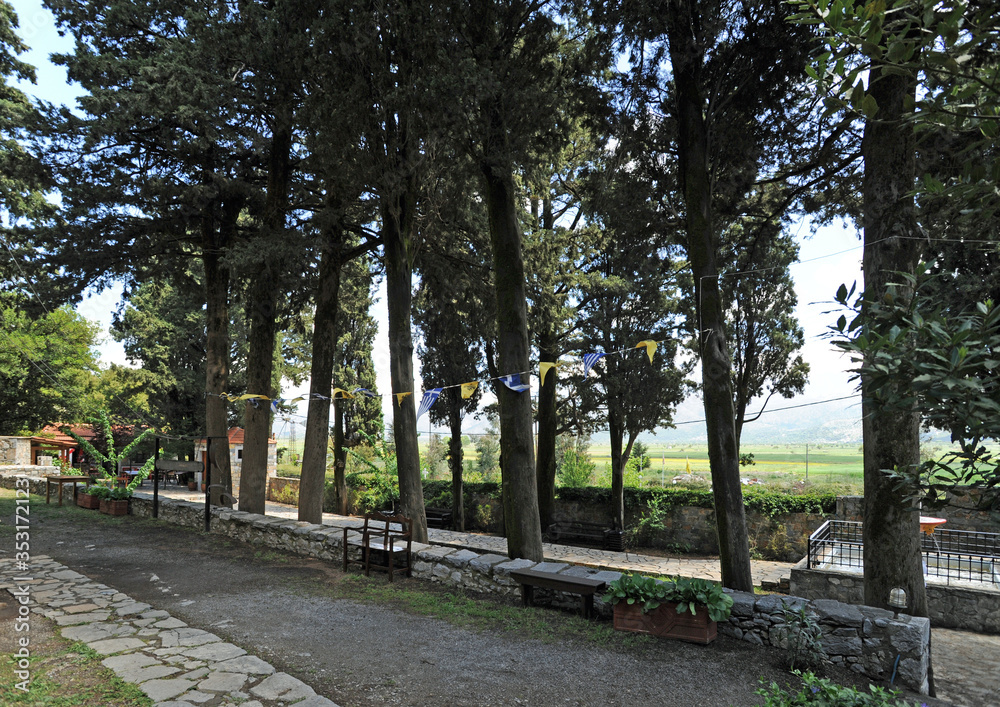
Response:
[278,440,997,496]
[588,443,865,491]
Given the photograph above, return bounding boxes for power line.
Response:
[671,394,859,426]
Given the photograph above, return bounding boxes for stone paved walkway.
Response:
[136,485,795,587]
[1,556,339,707]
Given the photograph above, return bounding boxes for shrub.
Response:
[605,573,734,622]
[756,671,921,706]
[780,603,826,671]
[558,449,595,487]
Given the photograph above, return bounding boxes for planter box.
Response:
[76,493,101,510]
[99,499,129,516]
[613,601,717,644]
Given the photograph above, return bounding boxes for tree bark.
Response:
[383,197,428,542]
[334,396,347,515]
[534,198,558,530]
[860,59,928,619]
[202,200,236,507]
[667,0,753,591]
[241,111,293,516]
[608,407,625,530]
[447,391,465,531]
[482,163,543,562]
[535,333,558,530]
[299,238,344,523]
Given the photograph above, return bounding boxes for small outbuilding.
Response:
[194,427,277,496]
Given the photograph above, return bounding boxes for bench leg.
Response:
[520,584,534,608]
[582,594,595,619]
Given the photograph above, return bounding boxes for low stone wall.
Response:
[0,471,929,694]
[267,476,299,504]
[0,437,31,465]
[790,562,1000,634]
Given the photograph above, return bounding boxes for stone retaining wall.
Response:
[0,470,930,694]
[790,562,1000,634]
[0,437,32,465]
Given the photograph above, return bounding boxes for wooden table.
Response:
[45,475,87,506]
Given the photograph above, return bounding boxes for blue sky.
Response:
[11,0,864,438]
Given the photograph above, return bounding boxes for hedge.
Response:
[418,481,835,516]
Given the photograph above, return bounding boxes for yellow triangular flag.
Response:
[460,382,479,399]
[686,457,691,474]
[395,392,412,406]
[238,394,270,401]
[635,340,657,364]
[539,361,559,386]
[332,388,354,399]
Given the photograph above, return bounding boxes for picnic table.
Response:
[45,475,88,506]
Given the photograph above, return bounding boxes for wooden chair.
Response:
[342,512,413,582]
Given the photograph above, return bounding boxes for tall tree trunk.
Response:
[383,199,428,542]
[535,333,558,530]
[482,163,543,562]
[608,408,625,530]
[861,60,928,619]
[203,200,236,507]
[334,396,347,515]
[535,197,558,530]
[447,391,465,531]
[667,1,753,591]
[241,112,293,515]
[299,238,344,522]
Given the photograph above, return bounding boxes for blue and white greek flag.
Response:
[352,387,378,398]
[499,373,530,393]
[583,352,606,377]
[416,388,443,419]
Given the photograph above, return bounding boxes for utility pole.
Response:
[805,443,809,481]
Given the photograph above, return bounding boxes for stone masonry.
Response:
[0,556,339,707]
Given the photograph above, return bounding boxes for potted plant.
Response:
[606,573,733,644]
[99,486,131,516]
[76,484,105,510]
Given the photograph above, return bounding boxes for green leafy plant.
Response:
[605,573,734,622]
[346,431,399,513]
[756,670,920,706]
[780,602,826,671]
[558,449,595,488]
[85,484,112,500]
[62,409,155,492]
[108,487,132,501]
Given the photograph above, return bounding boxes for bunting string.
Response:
[204,336,674,407]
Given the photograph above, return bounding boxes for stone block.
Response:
[440,549,480,569]
[250,672,316,701]
[493,559,537,577]
[809,599,864,627]
[469,554,507,575]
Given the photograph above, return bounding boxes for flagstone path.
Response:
[1,555,339,707]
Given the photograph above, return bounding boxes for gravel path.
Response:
[0,498,906,707]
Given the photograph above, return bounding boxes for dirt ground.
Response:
[1,496,939,707]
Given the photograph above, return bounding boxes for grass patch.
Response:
[0,636,152,706]
[312,573,647,650]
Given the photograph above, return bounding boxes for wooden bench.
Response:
[342,512,413,582]
[509,568,607,619]
[425,506,454,530]
[547,520,625,552]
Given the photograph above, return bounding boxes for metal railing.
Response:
[807,519,1000,587]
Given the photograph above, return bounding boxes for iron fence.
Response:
[807,519,1000,587]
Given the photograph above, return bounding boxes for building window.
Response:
[237,449,243,460]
